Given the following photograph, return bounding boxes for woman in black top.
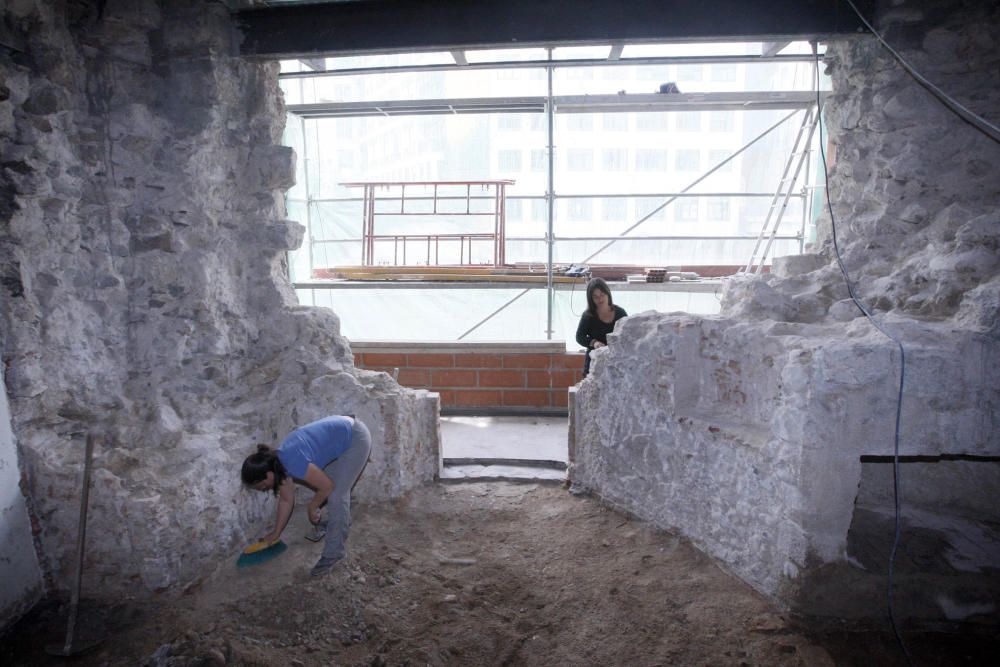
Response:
[575,277,627,377]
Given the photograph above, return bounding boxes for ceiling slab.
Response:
[235,0,873,59]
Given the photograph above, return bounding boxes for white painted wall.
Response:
[0,367,42,629]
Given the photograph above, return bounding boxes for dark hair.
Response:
[585,277,614,316]
[241,444,286,496]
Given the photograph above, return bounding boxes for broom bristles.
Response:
[236,540,287,568]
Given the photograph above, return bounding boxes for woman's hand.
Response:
[307,502,322,525]
[592,341,606,349]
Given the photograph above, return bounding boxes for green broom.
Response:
[236,539,287,568]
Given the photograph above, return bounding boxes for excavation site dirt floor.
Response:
[2,482,996,666]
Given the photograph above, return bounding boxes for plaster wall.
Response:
[571,0,1000,616]
[0,0,439,611]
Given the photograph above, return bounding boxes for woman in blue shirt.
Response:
[241,415,372,577]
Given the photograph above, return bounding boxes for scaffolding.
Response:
[283,43,827,342]
[340,180,514,268]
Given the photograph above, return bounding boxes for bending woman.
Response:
[575,277,627,377]
[241,415,372,577]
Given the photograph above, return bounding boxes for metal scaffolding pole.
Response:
[800,42,818,255]
[545,48,555,340]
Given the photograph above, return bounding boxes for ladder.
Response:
[743,106,820,274]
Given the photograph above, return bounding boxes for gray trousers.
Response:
[319,419,372,561]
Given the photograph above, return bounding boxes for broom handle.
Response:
[63,433,96,654]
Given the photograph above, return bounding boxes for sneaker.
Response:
[310,556,340,577]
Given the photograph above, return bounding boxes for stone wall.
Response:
[571,0,999,617]
[0,364,42,629]
[0,0,438,615]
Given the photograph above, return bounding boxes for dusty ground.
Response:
[3,481,997,666]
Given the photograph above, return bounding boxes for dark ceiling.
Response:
[232,0,875,59]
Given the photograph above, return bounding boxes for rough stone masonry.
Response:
[0,0,439,626]
[572,0,1000,619]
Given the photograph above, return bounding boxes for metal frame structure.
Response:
[287,91,819,119]
[339,180,514,267]
[285,42,825,341]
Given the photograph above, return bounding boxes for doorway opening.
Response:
[439,414,568,481]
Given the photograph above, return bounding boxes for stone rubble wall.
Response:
[0,363,42,629]
[0,0,438,607]
[572,0,999,611]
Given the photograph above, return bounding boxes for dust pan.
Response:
[46,433,106,657]
[236,539,287,568]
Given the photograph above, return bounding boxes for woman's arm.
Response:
[263,476,296,542]
[302,463,335,524]
[575,314,593,349]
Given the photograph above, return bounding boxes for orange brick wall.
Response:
[353,346,585,411]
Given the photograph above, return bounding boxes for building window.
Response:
[675,112,702,132]
[711,64,738,82]
[603,113,628,131]
[337,149,354,169]
[675,149,701,171]
[602,198,627,222]
[636,199,667,222]
[498,115,522,130]
[566,148,593,171]
[676,65,703,81]
[675,200,699,222]
[498,150,522,172]
[567,115,594,131]
[708,149,733,171]
[636,113,669,131]
[567,199,593,222]
[530,149,547,172]
[506,199,523,222]
[336,119,356,139]
[709,111,735,132]
[602,149,627,171]
[706,198,730,220]
[635,149,667,171]
[637,65,669,81]
[531,198,547,222]
[530,114,546,131]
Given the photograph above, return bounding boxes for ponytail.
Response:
[241,444,287,495]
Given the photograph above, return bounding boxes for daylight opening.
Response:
[280,41,830,346]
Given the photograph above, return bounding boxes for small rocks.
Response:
[205,648,227,665]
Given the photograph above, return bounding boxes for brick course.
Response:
[351,344,585,410]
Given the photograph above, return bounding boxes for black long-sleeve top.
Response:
[575,305,627,376]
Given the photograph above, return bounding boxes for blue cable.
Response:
[813,44,913,665]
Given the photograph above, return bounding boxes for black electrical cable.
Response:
[813,46,914,665]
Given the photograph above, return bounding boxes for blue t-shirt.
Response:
[276,416,354,479]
